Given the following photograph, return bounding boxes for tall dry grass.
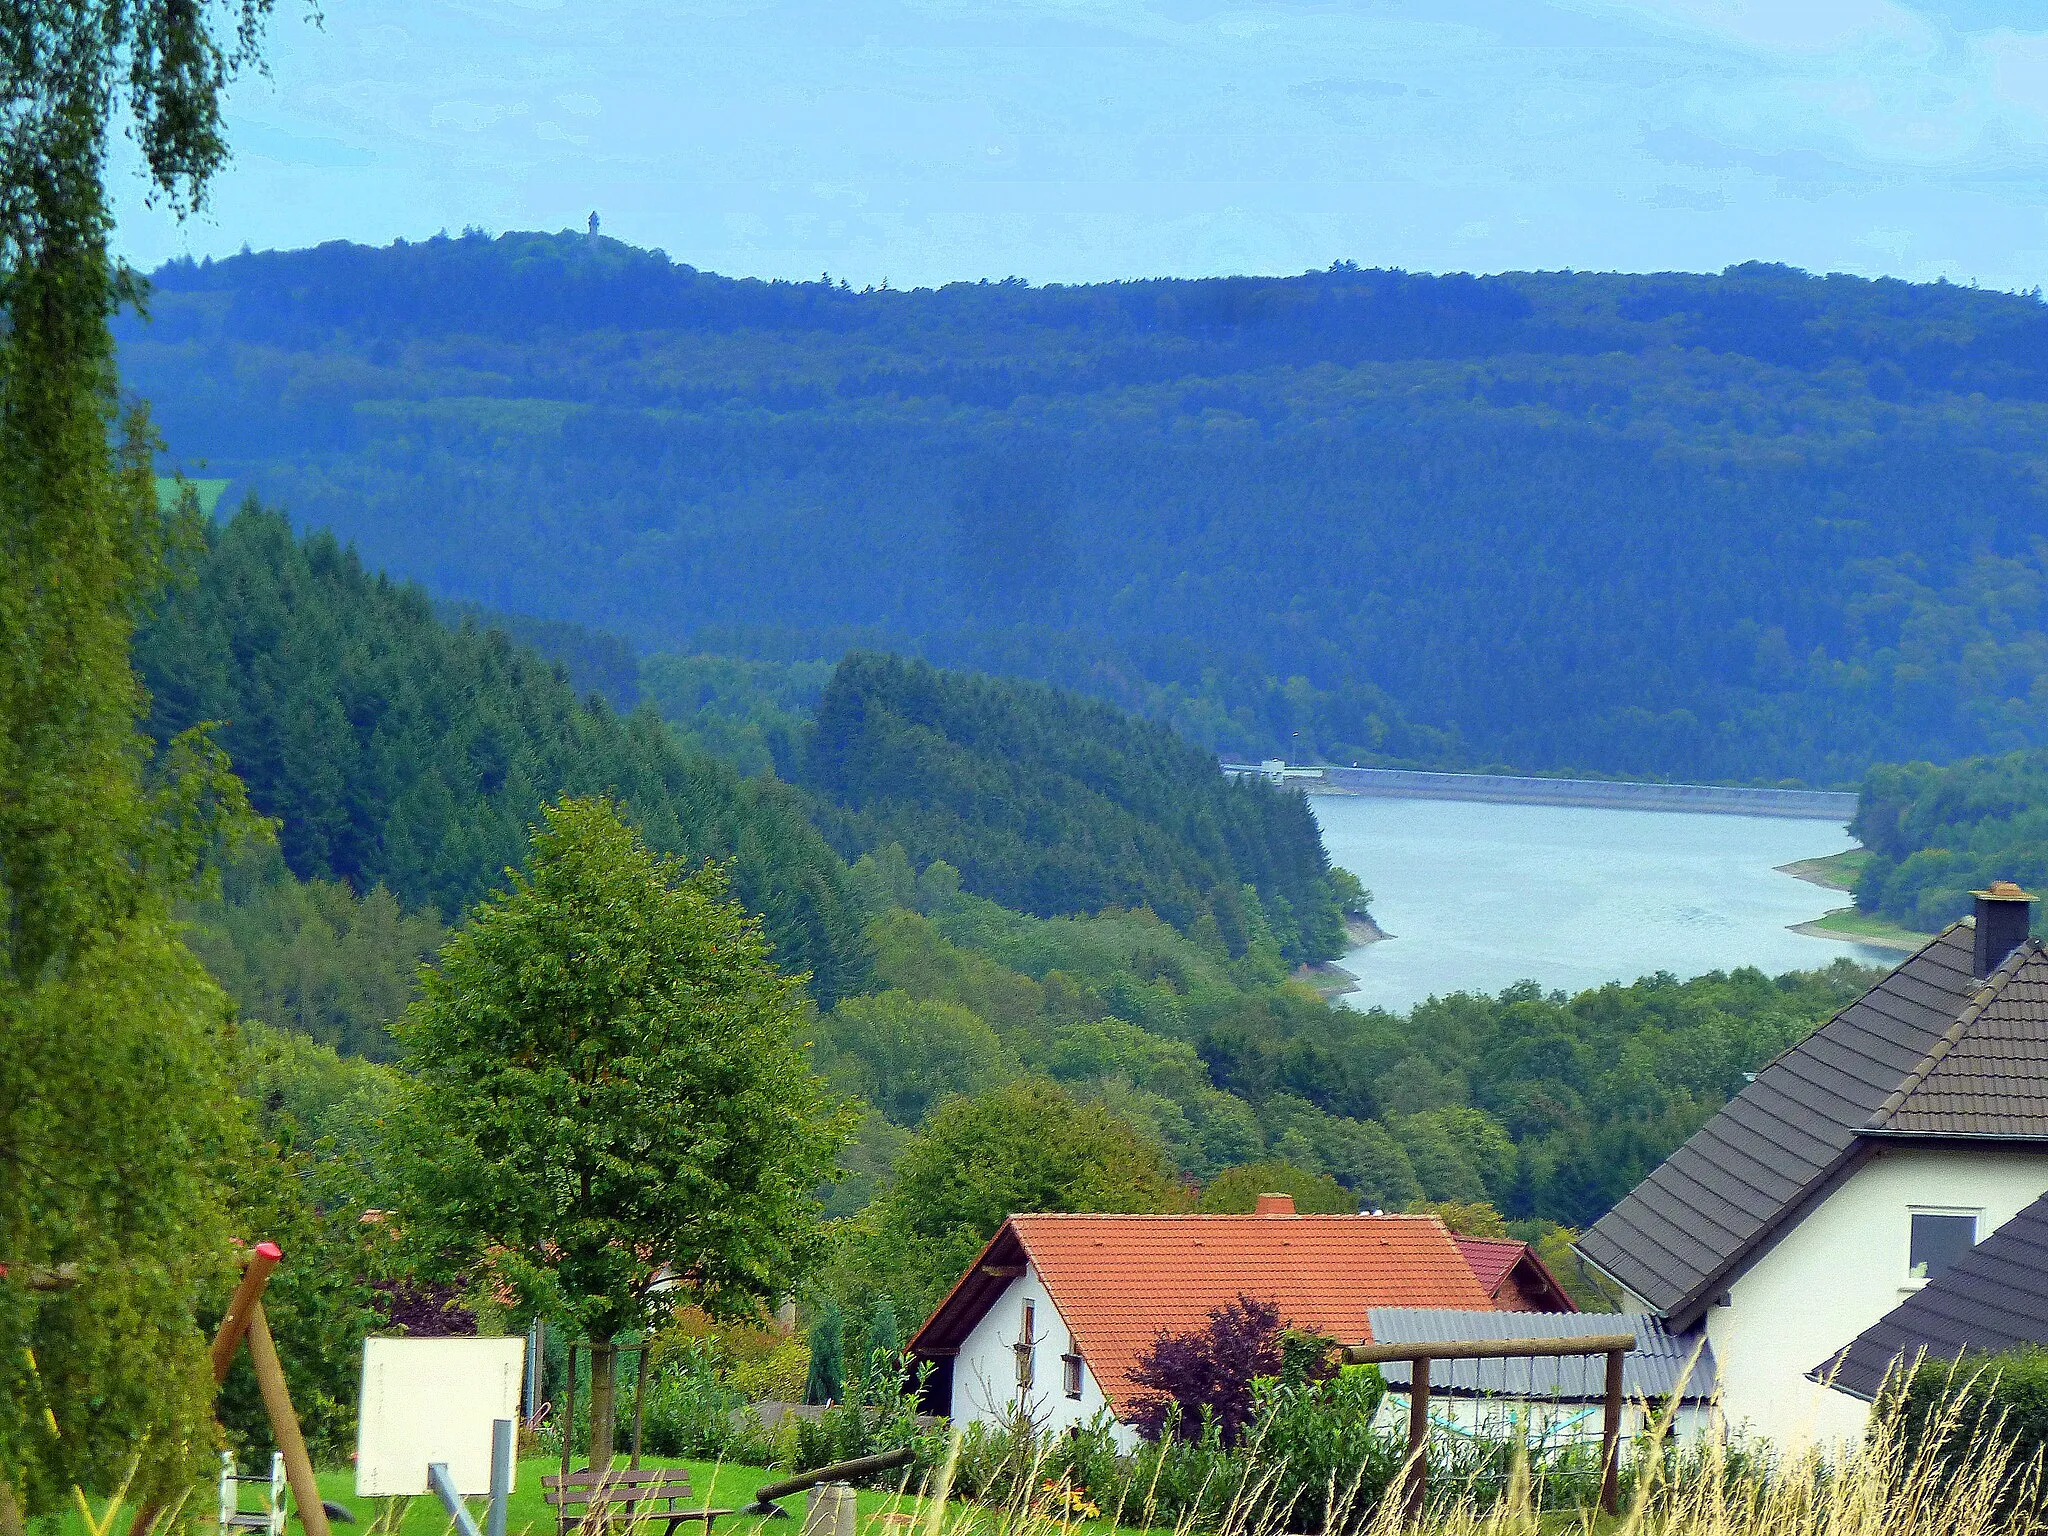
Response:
[824,1375,2043,1536]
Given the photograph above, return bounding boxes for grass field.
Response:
[51,1456,1143,1536]
[1792,905,1933,953]
[1775,849,1871,891]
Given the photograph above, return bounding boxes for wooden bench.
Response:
[542,1468,734,1536]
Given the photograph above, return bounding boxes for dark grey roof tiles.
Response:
[1367,1309,1715,1403]
[1576,924,1984,1325]
[1814,1191,2048,1401]
[1874,955,2048,1136]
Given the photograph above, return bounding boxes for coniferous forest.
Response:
[117,233,2048,788]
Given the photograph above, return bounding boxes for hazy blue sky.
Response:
[111,0,2048,290]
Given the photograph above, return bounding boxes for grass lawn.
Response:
[1775,848,1871,891]
[46,1457,1144,1536]
[1795,905,1932,953]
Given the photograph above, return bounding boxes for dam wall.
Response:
[1224,763,1856,820]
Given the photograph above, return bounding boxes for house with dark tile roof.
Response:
[1452,1236,1577,1313]
[907,1194,1494,1441]
[1575,883,2048,1445]
[1813,1186,2048,1402]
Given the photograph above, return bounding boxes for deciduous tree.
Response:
[389,797,846,1469]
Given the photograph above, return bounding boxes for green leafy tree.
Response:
[832,1078,1186,1319]
[813,991,1014,1125]
[1198,1161,1356,1214]
[1,0,283,1520]
[389,798,848,1470]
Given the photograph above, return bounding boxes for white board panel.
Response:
[356,1337,525,1497]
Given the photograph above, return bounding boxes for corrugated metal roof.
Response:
[1815,1191,2048,1401]
[908,1212,1495,1417]
[1366,1309,1715,1403]
[1576,923,1998,1327]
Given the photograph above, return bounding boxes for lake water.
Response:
[1312,795,1897,1014]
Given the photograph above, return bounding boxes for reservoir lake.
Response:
[1312,795,1898,1014]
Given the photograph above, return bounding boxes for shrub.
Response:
[1126,1295,1334,1446]
[1895,1346,2048,1511]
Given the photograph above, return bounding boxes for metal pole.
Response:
[246,1303,332,1536]
[563,1344,579,1479]
[1599,1348,1626,1515]
[428,1465,483,1536]
[527,1321,543,1426]
[630,1346,648,1470]
[487,1419,514,1536]
[1404,1356,1431,1524]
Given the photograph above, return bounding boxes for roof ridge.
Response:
[1008,1211,1441,1221]
[1868,937,2044,1131]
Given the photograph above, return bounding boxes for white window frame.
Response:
[1905,1206,1982,1287]
[1061,1331,1083,1400]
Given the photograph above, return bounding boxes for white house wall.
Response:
[949,1260,1137,1449]
[1702,1144,2048,1449]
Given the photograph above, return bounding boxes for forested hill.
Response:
[121,232,2048,785]
[135,507,872,1004]
[801,655,1345,962]
[1852,750,2048,933]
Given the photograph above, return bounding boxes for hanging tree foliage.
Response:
[1,0,280,1521]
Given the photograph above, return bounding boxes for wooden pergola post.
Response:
[1599,1347,1626,1515]
[1343,1331,1638,1524]
[1404,1356,1431,1522]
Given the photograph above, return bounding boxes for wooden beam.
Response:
[247,1303,331,1536]
[979,1264,1026,1278]
[1344,1332,1636,1365]
[1599,1348,1625,1515]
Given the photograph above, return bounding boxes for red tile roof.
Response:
[912,1212,1495,1416]
[1452,1236,1577,1312]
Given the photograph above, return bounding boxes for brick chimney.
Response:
[1973,881,2037,978]
[1254,1193,1297,1215]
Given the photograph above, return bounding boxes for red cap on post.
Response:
[255,1241,283,1261]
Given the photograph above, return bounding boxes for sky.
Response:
[109,0,2048,291]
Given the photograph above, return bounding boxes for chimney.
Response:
[1254,1193,1297,1216]
[1973,881,2037,978]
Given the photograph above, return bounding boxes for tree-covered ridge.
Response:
[801,654,1345,962]
[1852,751,2048,932]
[136,507,871,1004]
[119,233,2048,785]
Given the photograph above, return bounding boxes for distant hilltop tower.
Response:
[587,210,600,245]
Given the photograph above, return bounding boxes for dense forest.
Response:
[136,506,873,1009]
[1852,750,2048,931]
[801,654,1347,961]
[119,232,2048,785]
[148,513,1886,1268]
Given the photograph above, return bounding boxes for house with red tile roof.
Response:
[907,1194,1495,1442]
[1452,1237,1577,1313]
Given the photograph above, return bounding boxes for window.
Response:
[1062,1333,1083,1400]
[1014,1300,1037,1389]
[1909,1210,1980,1282]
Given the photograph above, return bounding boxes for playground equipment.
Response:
[128,1243,350,1536]
[356,1336,526,1536]
[736,1448,917,1520]
[219,1453,286,1536]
